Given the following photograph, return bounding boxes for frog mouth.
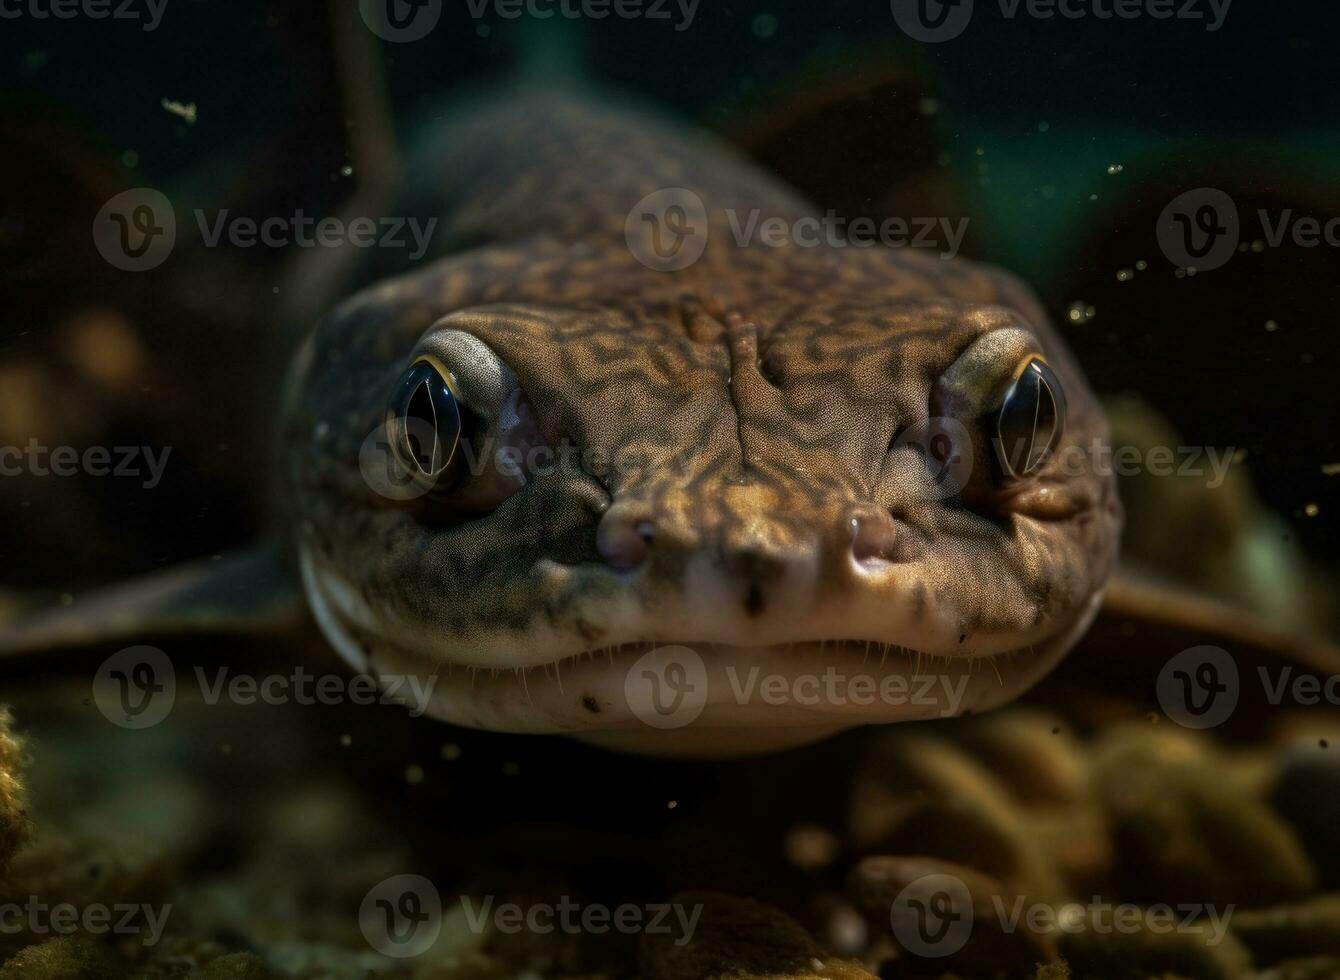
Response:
[299,546,1101,756]
[348,620,1095,757]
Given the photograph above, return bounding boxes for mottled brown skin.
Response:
[280,90,1120,755]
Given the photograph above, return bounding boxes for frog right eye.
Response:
[990,356,1066,481]
[386,356,464,489]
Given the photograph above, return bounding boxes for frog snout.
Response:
[594,485,839,620]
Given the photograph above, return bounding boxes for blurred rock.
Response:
[188,952,275,979]
[851,734,1063,901]
[0,707,28,882]
[1272,744,1340,885]
[1231,894,1340,961]
[1094,729,1315,907]
[847,855,1059,979]
[0,936,126,979]
[638,891,875,980]
[960,710,1091,806]
[1057,909,1252,980]
[1257,957,1340,980]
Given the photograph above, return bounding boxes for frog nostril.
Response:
[850,513,922,565]
[596,510,655,570]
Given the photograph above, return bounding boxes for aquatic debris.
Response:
[1058,909,1252,980]
[849,732,1064,901]
[1273,744,1340,882]
[0,937,123,980]
[1066,302,1097,325]
[187,952,274,979]
[847,855,1060,976]
[0,707,28,882]
[638,891,876,980]
[1093,727,1316,907]
[1232,895,1340,961]
[161,98,197,125]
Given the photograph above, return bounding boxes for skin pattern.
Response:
[281,89,1121,756]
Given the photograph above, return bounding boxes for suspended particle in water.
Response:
[1066,302,1097,324]
[161,98,197,125]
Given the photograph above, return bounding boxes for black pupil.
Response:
[405,379,438,474]
[389,360,462,480]
[998,359,1064,477]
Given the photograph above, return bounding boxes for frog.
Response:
[3,78,1337,760]
[4,44,1340,977]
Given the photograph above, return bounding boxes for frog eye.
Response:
[991,356,1066,480]
[386,356,464,488]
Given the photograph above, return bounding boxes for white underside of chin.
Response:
[298,542,1106,758]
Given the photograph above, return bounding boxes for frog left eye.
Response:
[386,356,464,489]
[991,357,1066,479]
